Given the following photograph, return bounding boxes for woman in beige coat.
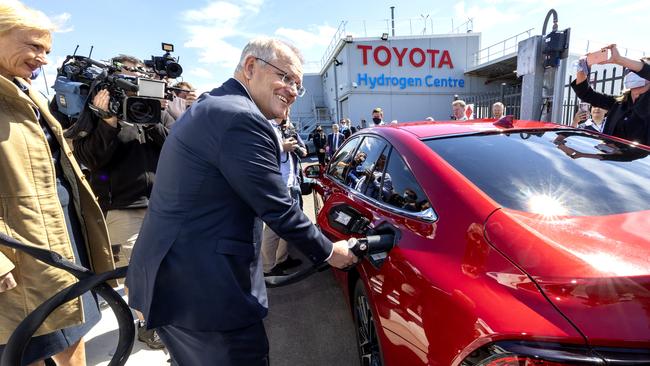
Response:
[0,2,114,365]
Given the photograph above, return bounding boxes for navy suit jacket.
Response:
[126,78,333,331]
[327,132,345,156]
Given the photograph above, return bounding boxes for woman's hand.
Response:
[603,43,644,72]
[575,57,588,84]
[602,44,622,65]
[0,271,17,293]
[572,111,588,127]
[91,89,118,128]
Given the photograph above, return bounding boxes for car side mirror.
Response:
[304,165,321,178]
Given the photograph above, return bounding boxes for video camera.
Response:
[52,44,185,138]
[144,43,183,79]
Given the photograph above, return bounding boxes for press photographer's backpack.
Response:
[53,75,90,118]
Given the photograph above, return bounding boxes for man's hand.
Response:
[327,240,359,269]
[91,89,118,128]
[0,272,17,293]
[282,138,299,152]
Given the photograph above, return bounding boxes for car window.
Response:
[345,137,388,192]
[424,130,650,216]
[327,136,362,184]
[361,147,390,200]
[380,151,431,212]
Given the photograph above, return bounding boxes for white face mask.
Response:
[624,72,648,89]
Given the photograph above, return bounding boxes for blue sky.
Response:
[22,0,650,95]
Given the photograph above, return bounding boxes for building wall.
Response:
[291,33,500,128]
[289,74,324,132]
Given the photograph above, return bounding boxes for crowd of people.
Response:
[1,1,649,366]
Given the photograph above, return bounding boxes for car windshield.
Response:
[424,130,650,216]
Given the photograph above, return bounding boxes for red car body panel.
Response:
[312,120,650,365]
[486,208,650,348]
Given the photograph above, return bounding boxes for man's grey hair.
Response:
[332,123,340,130]
[234,37,303,74]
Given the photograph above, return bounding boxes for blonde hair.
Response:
[0,1,54,35]
[174,81,195,91]
[452,100,466,108]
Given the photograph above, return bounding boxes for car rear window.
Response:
[424,130,650,216]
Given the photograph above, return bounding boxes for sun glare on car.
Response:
[526,194,568,217]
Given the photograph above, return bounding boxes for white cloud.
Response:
[51,13,73,33]
[182,2,241,23]
[453,1,516,33]
[612,1,650,14]
[181,2,248,68]
[188,67,215,79]
[275,25,338,50]
[241,0,264,13]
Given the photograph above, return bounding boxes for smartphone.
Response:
[586,49,609,66]
[579,102,590,113]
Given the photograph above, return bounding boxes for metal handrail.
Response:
[320,21,348,68]
[472,28,535,66]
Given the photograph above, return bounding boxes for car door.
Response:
[317,134,389,243]
[318,135,437,365]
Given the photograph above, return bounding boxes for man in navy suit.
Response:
[326,123,345,157]
[126,38,358,366]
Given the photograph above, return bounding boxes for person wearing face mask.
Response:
[0,2,114,365]
[312,124,327,165]
[371,107,385,126]
[571,44,650,145]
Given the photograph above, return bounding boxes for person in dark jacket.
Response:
[125,37,357,365]
[312,124,327,165]
[71,54,169,349]
[571,44,650,145]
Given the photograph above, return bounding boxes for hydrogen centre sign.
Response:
[354,44,466,90]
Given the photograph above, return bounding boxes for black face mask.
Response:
[372,118,382,125]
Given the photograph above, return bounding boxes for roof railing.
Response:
[471,28,535,67]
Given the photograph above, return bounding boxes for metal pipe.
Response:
[390,6,395,36]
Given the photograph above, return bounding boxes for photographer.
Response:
[166,81,198,123]
[71,54,169,349]
[571,44,650,145]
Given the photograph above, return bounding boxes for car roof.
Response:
[374,119,562,139]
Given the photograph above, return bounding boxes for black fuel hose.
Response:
[0,233,134,366]
[265,234,395,288]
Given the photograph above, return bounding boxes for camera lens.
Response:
[125,97,161,124]
[165,62,183,78]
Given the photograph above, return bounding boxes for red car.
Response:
[306,119,650,366]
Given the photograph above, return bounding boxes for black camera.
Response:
[54,55,165,126]
[144,43,183,78]
[282,124,299,141]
